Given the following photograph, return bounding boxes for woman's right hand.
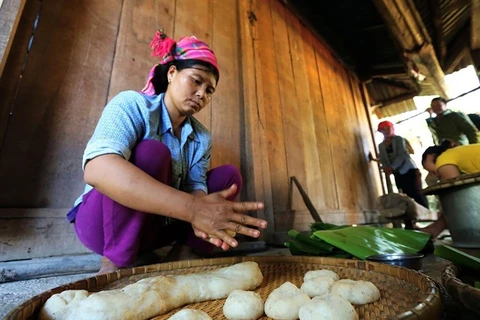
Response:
[188,184,267,249]
[383,167,393,175]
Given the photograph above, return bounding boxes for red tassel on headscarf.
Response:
[149,30,176,59]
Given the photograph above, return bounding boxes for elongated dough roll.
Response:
[38,261,263,320]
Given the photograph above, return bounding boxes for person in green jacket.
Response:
[426,97,479,146]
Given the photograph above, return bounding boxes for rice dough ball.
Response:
[264,282,311,320]
[223,290,264,320]
[301,276,336,298]
[168,309,212,320]
[331,279,381,305]
[304,269,339,282]
[298,294,359,320]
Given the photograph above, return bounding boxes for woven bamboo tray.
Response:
[6,256,442,320]
[442,263,480,317]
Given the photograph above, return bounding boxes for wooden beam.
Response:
[369,66,407,78]
[444,22,471,73]
[373,0,431,50]
[408,43,449,97]
[360,83,387,196]
[470,48,480,76]
[472,0,480,50]
[428,0,447,66]
[373,0,449,97]
[0,0,26,77]
[374,91,417,107]
[371,77,416,91]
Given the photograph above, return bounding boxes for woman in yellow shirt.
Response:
[420,141,480,237]
[422,141,480,181]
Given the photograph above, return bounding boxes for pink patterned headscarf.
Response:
[141,30,219,95]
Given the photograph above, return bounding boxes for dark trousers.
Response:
[394,169,429,208]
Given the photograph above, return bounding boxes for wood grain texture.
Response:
[238,0,275,239]
[274,4,308,216]
[107,0,175,100]
[0,0,122,208]
[0,0,26,76]
[310,33,338,210]
[0,0,383,250]
[289,16,323,212]
[210,0,241,169]
[255,0,289,214]
[0,0,40,158]
[174,0,212,131]
[0,209,90,261]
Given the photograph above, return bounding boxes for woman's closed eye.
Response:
[191,76,202,86]
[191,76,215,96]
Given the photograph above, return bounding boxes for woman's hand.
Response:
[191,225,233,251]
[383,167,393,175]
[188,184,266,249]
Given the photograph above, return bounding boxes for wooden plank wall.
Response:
[0,0,382,260]
[239,0,383,232]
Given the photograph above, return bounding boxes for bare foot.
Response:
[97,256,121,275]
[418,216,447,238]
[164,243,203,262]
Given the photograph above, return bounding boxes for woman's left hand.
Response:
[192,225,231,250]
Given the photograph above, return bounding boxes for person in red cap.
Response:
[67,31,267,274]
[377,121,429,209]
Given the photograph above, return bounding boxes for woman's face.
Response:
[166,65,216,117]
[379,126,394,138]
[422,154,437,175]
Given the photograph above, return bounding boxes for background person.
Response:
[426,97,479,146]
[419,141,480,237]
[377,121,429,208]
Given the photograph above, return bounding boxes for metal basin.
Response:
[366,253,424,270]
[423,173,480,248]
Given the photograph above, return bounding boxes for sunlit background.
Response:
[371,65,479,208]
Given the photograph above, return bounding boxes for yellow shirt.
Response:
[436,144,480,174]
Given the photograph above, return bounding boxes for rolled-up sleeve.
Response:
[82,91,144,170]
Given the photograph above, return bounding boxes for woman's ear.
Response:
[167,65,177,83]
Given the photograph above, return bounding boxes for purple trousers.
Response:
[74,140,242,267]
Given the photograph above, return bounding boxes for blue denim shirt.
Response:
[73,90,211,207]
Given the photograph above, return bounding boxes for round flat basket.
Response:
[423,172,480,196]
[6,256,442,320]
[442,263,480,317]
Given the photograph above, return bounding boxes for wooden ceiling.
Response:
[283,0,478,118]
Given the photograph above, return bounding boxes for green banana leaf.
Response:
[310,222,349,232]
[434,245,480,271]
[285,229,353,258]
[311,226,432,260]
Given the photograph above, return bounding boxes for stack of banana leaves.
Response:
[285,222,433,260]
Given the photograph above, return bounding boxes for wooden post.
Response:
[472,0,480,50]
[0,0,26,77]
